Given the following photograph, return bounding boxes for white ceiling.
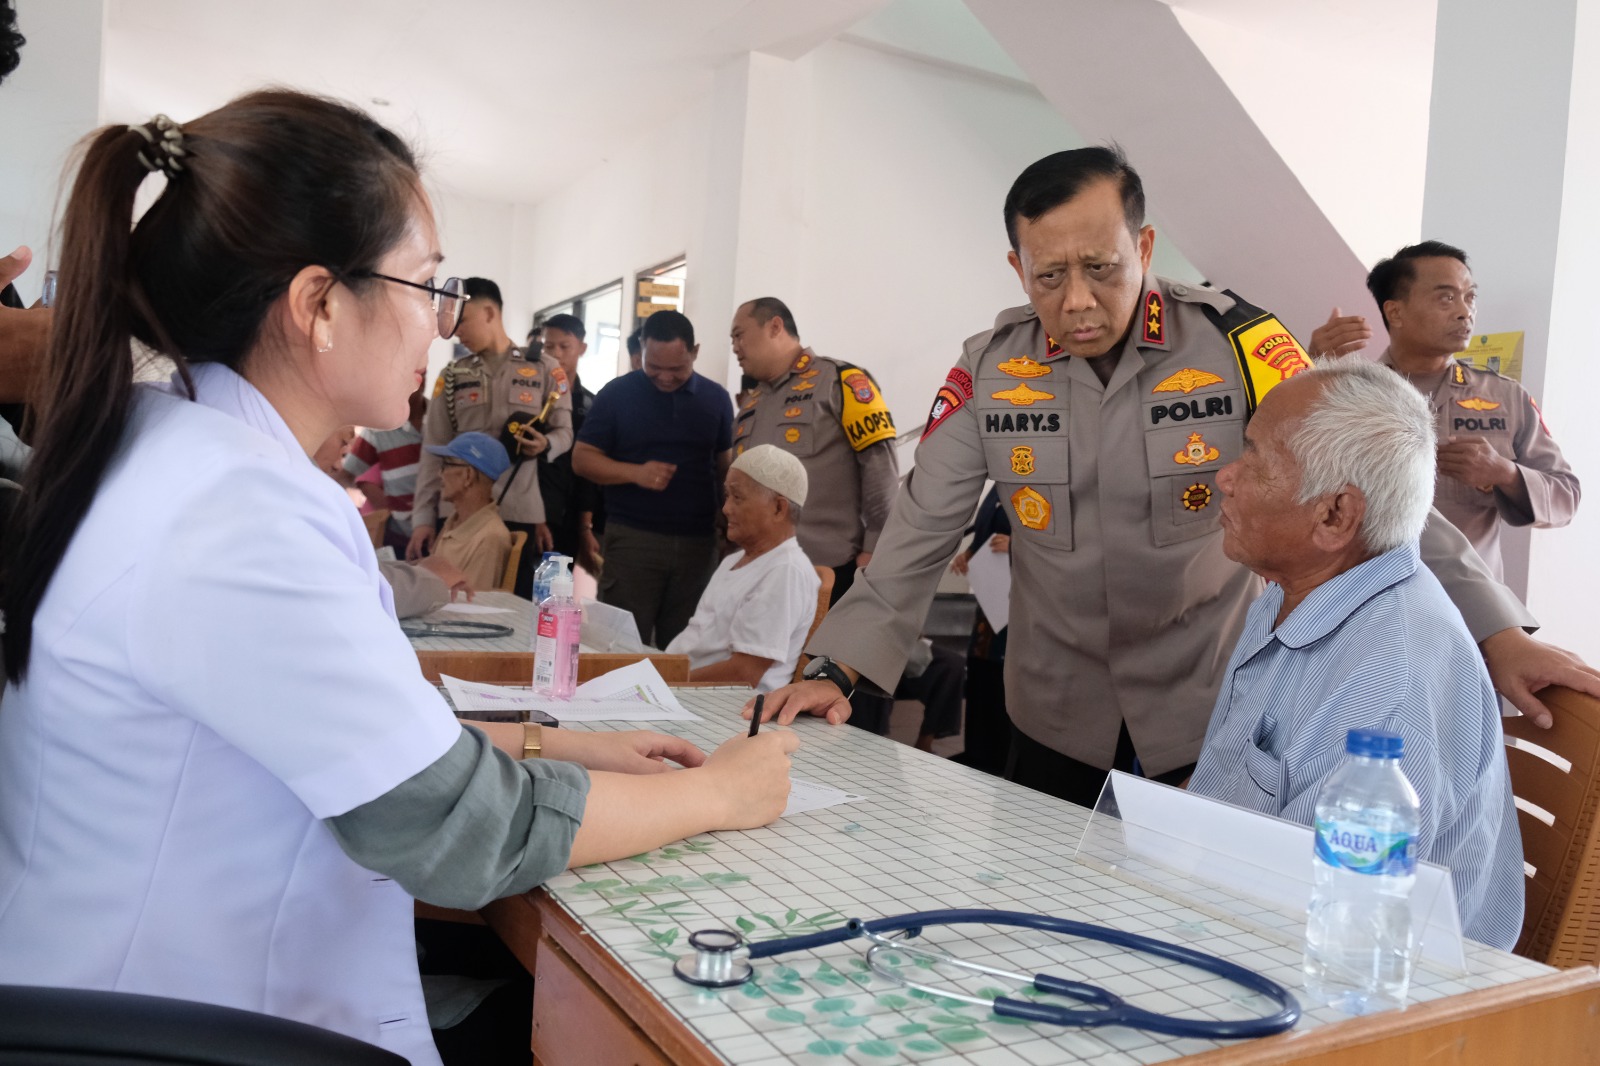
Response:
[102,0,895,205]
[104,0,1436,224]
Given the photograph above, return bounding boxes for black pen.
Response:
[748,694,764,737]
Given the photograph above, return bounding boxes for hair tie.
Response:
[127,114,187,176]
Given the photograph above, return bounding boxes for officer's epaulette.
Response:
[1161,280,1235,315]
[1195,289,1312,416]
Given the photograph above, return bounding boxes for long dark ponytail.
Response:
[1,90,421,681]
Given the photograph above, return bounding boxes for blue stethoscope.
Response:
[674,908,1300,1040]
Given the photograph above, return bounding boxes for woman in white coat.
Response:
[0,91,796,1065]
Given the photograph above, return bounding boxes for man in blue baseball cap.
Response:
[425,431,514,591]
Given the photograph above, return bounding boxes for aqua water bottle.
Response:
[1303,728,1420,1013]
[531,551,561,605]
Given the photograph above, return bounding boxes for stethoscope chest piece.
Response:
[674,928,753,988]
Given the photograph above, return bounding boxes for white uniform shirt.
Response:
[666,537,820,692]
[0,363,461,1064]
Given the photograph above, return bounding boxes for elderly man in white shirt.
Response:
[668,445,821,691]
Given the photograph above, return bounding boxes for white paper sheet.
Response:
[964,542,1011,632]
[435,603,517,616]
[1107,772,1465,970]
[440,660,701,723]
[783,778,864,818]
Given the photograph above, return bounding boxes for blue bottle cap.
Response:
[1346,728,1403,759]
[541,552,559,561]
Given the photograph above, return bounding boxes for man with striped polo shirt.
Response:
[1189,358,1522,949]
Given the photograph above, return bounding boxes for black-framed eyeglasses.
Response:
[353,272,466,339]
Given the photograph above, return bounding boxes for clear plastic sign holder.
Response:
[1072,771,1467,978]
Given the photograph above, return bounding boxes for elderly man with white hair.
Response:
[666,445,821,691]
[1188,358,1523,949]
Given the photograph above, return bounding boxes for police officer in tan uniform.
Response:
[409,277,573,598]
[757,148,1600,806]
[1309,242,1579,582]
[729,297,900,602]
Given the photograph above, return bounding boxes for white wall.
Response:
[1172,1,1437,271]
[508,102,712,374]
[507,35,1204,425]
[792,37,1200,423]
[0,0,106,303]
[423,184,517,386]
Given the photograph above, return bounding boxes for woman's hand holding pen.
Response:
[702,728,799,829]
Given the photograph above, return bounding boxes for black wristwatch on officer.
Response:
[802,656,855,699]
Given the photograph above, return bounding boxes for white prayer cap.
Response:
[730,444,808,507]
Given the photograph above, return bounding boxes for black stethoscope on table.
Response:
[674,909,1300,1040]
[400,619,514,640]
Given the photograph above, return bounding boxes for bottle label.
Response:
[1314,817,1414,876]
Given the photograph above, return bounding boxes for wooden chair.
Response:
[499,530,528,592]
[1504,685,1600,966]
[577,653,689,684]
[416,650,689,686]
[791,566,836,682]
[361,509,390,550]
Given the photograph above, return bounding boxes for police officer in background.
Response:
[729,298,900,602]
[757,147,1600,807]
[1307,241,1579,582]
[409,277,573,598]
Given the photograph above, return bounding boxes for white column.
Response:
[690,51,810,390]
[1423,0,1598,662]
[0,0,106,302]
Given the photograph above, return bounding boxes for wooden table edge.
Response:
[1176,964,1600,1064]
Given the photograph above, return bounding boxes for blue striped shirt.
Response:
[1188,543,1524,949]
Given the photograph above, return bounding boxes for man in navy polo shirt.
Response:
[573,311,734,646]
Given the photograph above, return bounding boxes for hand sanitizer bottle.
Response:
[533,556,582,698]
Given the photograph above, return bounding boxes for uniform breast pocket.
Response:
[775,407,821,459]
[451,382,489,416]
[1243,740,1288,804]
[1438,414,1513,508]
[1144,419,1242,547]
[981,431,1072,549]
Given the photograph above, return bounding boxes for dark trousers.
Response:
[953,657,1011,776]
[828,561,895,735]
[1006,721,1195,810]
[504,521,546,600]
[597,521,719,648]
[893,644,965,739]
[416,919,531,1066]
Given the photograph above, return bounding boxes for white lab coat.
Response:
[0,364,460,1064]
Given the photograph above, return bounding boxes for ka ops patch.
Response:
[838,364,896,451]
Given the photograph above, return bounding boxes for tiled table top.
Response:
[542,687,1552,1066]
[407,590,534,653]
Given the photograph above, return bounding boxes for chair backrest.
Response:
[1503,685,1600,967]
[361,509,390,550]
[416,650,690,687]
[577,652,690,684]
[500,530,528,592]
[791,566,836,682]
[0,985,405,1065]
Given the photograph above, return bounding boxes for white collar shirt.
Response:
[0,363,461,1063]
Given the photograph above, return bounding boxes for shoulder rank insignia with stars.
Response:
[1456,397,1501,411]
[1142,289,1164,344]
[992,383,1055,406]
[1044,335,1064,360]
[1453,362,1468,385]
[997,356,1051,379]
[1152,368,1224,395]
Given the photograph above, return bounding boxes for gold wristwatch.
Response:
[521,722,543,760]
